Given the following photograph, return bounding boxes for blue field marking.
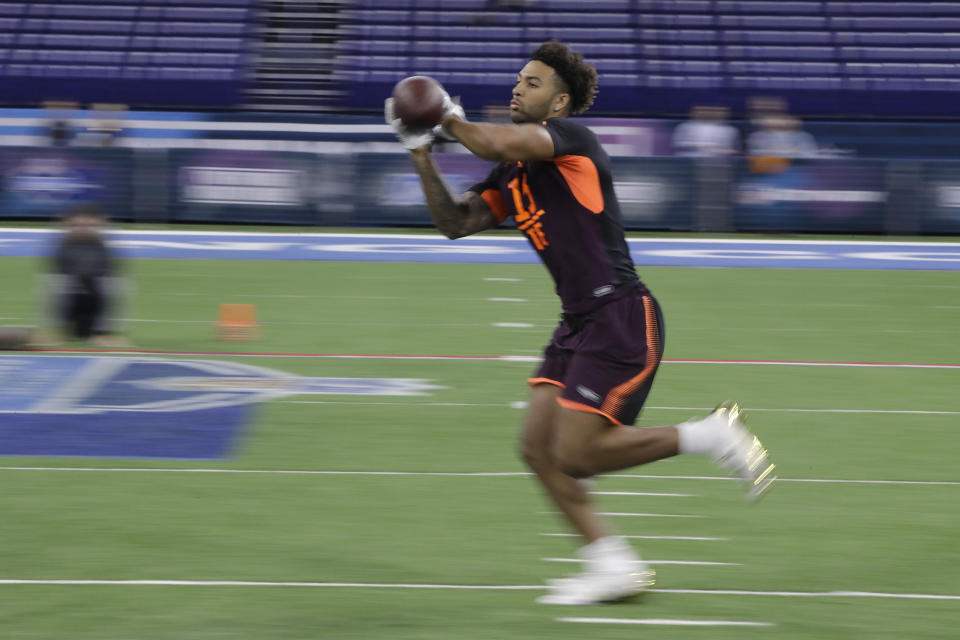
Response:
[0,354,443,459]
[1,229,959,270]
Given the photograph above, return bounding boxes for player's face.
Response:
[510,60,564,123]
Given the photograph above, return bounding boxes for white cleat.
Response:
[537,564,656,606]
[537,536,655,605]
[707,401,777,499]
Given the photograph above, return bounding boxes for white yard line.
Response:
[274,400,960,416]
[559,617,774,627]
[0,467,956,486]
[591,491,695,497]
[0,580,956,601]
[540,533,730,541]
[543,558,740,566]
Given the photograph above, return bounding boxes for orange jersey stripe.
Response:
[557,397,624,426]
[551,154,604,214]
[600,296,662,418]
[480,188,509,223]
[528,377,566,388]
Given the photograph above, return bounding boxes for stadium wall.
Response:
[2,144,959,235]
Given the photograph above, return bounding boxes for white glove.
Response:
[433,92,465,141]
[384,98,435,150]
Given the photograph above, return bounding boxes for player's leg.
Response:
[554,291,775,495]
[518,382,610,543]
[552,406,678,478]
[523,387,655,605]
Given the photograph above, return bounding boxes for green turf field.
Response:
[0,245,958,639]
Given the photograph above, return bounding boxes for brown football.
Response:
[391,75,446,130]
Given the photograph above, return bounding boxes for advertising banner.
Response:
[920,161,960,234]
[352,152,492,226]
[733,158,888,233]
[612,156,697,230]
[168,149,326,225]
[0,147,134,219]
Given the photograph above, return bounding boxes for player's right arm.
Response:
[409,147,499,240]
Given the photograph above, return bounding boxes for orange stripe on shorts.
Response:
[600,296,662,418]
[528,377,566,388]
[557,397,624,426]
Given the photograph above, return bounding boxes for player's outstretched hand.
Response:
[433,91,465,141]
[384,97,435,150]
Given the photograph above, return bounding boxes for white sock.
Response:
[581,536,637,573]
[675,417,721,455]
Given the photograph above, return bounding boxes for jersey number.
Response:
[508,174,548,250]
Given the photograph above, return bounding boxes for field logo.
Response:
[0,355,442,459]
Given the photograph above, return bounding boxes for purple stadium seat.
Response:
[638,1,712,12]
[722,30,832,44]
[411,25,524,40]
[641,44,721,58]
[594,58,641,73]
[719,16,827,29]
[48,34,129,49]
[637,14,714,27]
[828,2,960,16]
[524,27,634,42]
[641,74,723,88]
[47,20,133,34]
[537,0,632,10]
[836,32,960,46]
[162,7,249,21]
[831,17,960,30]
[413,0,490,8]
[840,47,960,61]
[338,39,416,55]
[0,4,25,17]
[37,49,126,65]
[727,61,840,74]
[341,10,412,25]
[640,29,717,43]
[337,55,409,71]
[643,59,723,73]
[339,24,413,39]
[566,42,637,56]
[416,56,517,72]
[716,1,822,14]
[148,36,244,52]
[46,5,140,19]
[413,11,525,25]
[411,40,526,56]
[369,70,408,83]
[161,22,246,36]
[535,12,631,27]
[724,45,834,60]
[731,75,843,89]
[846,62,960,76]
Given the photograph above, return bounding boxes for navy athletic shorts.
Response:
[529,287,665,426]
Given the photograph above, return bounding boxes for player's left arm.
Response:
[443,118,555,163]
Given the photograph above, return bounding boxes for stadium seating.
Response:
[335,0,960,117]
[0,1,257,108]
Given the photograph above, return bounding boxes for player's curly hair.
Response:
[529,40,598,115]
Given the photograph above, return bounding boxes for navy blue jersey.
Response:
[469,118,640,314]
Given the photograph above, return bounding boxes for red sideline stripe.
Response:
[12,349,960,369]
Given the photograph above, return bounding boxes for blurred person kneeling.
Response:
[40,205,131,348]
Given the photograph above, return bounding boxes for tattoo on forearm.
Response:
[411,151,469,238]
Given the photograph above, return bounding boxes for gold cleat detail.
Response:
[711,400,777,500]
